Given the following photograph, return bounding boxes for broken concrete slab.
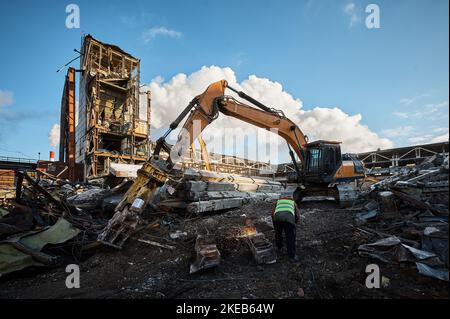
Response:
[187,198,244,215]
[67,188,109,210]
[110,163,143,178]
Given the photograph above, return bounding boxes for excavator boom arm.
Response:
[166,80,307,167]
[217,96,307,161]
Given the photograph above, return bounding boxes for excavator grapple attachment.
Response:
[97,162,168,248]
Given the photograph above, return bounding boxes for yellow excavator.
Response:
[98,80,365,248]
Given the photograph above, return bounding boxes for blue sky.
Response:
[0,0,448,160]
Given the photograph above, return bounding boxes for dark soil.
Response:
[0,200,448,299]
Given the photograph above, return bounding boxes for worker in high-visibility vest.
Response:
[272,192,300,262]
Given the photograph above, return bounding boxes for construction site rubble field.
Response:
[0,154,448,298]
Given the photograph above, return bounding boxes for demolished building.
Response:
[75,35,151,180]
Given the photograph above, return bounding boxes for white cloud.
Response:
[407,133,449,145]
[433,127,449,133]
[430,128,449,143]
[48,124,60,148]
[399,97,416,106]
[399,94,429,106]
[142,27,182,43]
[392,111,409,119]
[413,100,449,118]
[382,126,449,146]
[408,135,433,144]
[380,126,414,138]
[141,65,393,162]
[427,101,448,109]
[344,3,361,28]
[393,101,448,121]
[0,90,13,110]
[298,107,392,152]
[431,132,449,143]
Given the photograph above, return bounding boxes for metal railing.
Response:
[0,156,38,164]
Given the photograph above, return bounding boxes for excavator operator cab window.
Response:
[305,147,322,174]
[322,146,341,175]
[322,147,334,174]
[305,145,341,177]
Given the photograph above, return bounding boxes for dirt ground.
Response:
[0,199,448,299]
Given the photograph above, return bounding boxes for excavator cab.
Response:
[303,141,342,184]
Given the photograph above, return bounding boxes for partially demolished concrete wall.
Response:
[76,35,151,180]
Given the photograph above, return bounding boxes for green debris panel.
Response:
[0,218,80,276]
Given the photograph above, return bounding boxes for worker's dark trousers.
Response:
[273,221,296,258]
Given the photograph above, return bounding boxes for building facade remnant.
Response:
[76,35,151,179]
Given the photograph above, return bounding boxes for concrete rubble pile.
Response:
[157,168,282,215]
[0,167,282,276]
[355,154,449,282]
[1,153,448,285]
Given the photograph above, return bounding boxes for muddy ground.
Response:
[0,200,448,299]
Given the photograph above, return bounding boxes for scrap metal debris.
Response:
[190,234,221,274]
[246,233,277,265]
[356,154,449,282]
[0,171,109,275]
[0,151,447,297]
